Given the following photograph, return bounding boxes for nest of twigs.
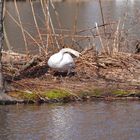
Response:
[2,47,140,84]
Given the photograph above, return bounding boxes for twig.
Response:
[99,0,105,34]
[40,0,47,21]
[45,0,60,49]
[14,0,29,55]
[95,22,106,53]
[3,25,15,69]
[113,19,121,54]
[73,0,79,34]
[6,10,45,52]
[29,0,45,54]
[71,0,80,47]
[50,0,64,46]
[3,24,11,51]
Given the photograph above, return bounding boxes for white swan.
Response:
[48,48,80,74]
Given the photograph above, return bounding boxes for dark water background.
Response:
[0,101,140,140]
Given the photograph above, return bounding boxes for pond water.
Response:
[0,101,140,140]
[4,0,140,53]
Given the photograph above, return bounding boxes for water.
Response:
[4,0,140,53]
[0,101,140,140]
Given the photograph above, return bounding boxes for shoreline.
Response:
[0,79,139,105]
[0,91,140,105]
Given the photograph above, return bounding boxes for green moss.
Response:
[22,93,38,100]
[43,89,70,99]
[79,88,103,97]
[15,91,38,100]
[112,90,130,96]
[92,89,102,97]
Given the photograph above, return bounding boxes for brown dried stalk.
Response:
[113,19,121,54]
[29,0,45,54]
[71,0,80,47]
[6,10,43,50]
[40,0,47,21]
[95,22,106,53]
[99,0,105,34]
[45,0,60,49]
[50,0,64,46]
[14,0,29,54]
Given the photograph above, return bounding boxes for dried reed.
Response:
[99,0,105,34]
[71,0,80,48]
[50,0,64,46]
[113,19,121,54]
[6,10,42,50]
[45,0,60,49]
[4,0,139,58]
[14,0,29,55]
[29,0,45,54]
[95,22,106,53]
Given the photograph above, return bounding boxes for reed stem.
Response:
[29,0,45,54]
[14,0,29,55]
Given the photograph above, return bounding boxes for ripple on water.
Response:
[0,101,140,140]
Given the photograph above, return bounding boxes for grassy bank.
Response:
[0,79,139,105]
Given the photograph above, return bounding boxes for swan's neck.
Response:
[59,48,80,57]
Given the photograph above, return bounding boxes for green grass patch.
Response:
[79,88,103,97]
[14,91,38,100]
[92,89,103,97]
[112,90,130,96]
[43,89,70,99]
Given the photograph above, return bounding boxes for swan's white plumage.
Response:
[48,48,80,73]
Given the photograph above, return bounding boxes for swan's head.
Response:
[59,48,81,57]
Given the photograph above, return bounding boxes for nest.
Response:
[2,48,140,84]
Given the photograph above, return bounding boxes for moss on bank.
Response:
[79,88,104,98]
[6,87,139,104]
[8,89,73,103]
[42,89,71,99]
[8,91,38,102]
[112,90,130,96]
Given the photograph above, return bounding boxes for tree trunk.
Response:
[0,1,23,103]
[0,0,4,94]
[0,0,15,102]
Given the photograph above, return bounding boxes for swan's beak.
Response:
[78,53,82,57]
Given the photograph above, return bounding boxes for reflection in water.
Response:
[4,0,140,53]
[0,101,140,140]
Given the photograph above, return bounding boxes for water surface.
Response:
[0,101,140,140]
